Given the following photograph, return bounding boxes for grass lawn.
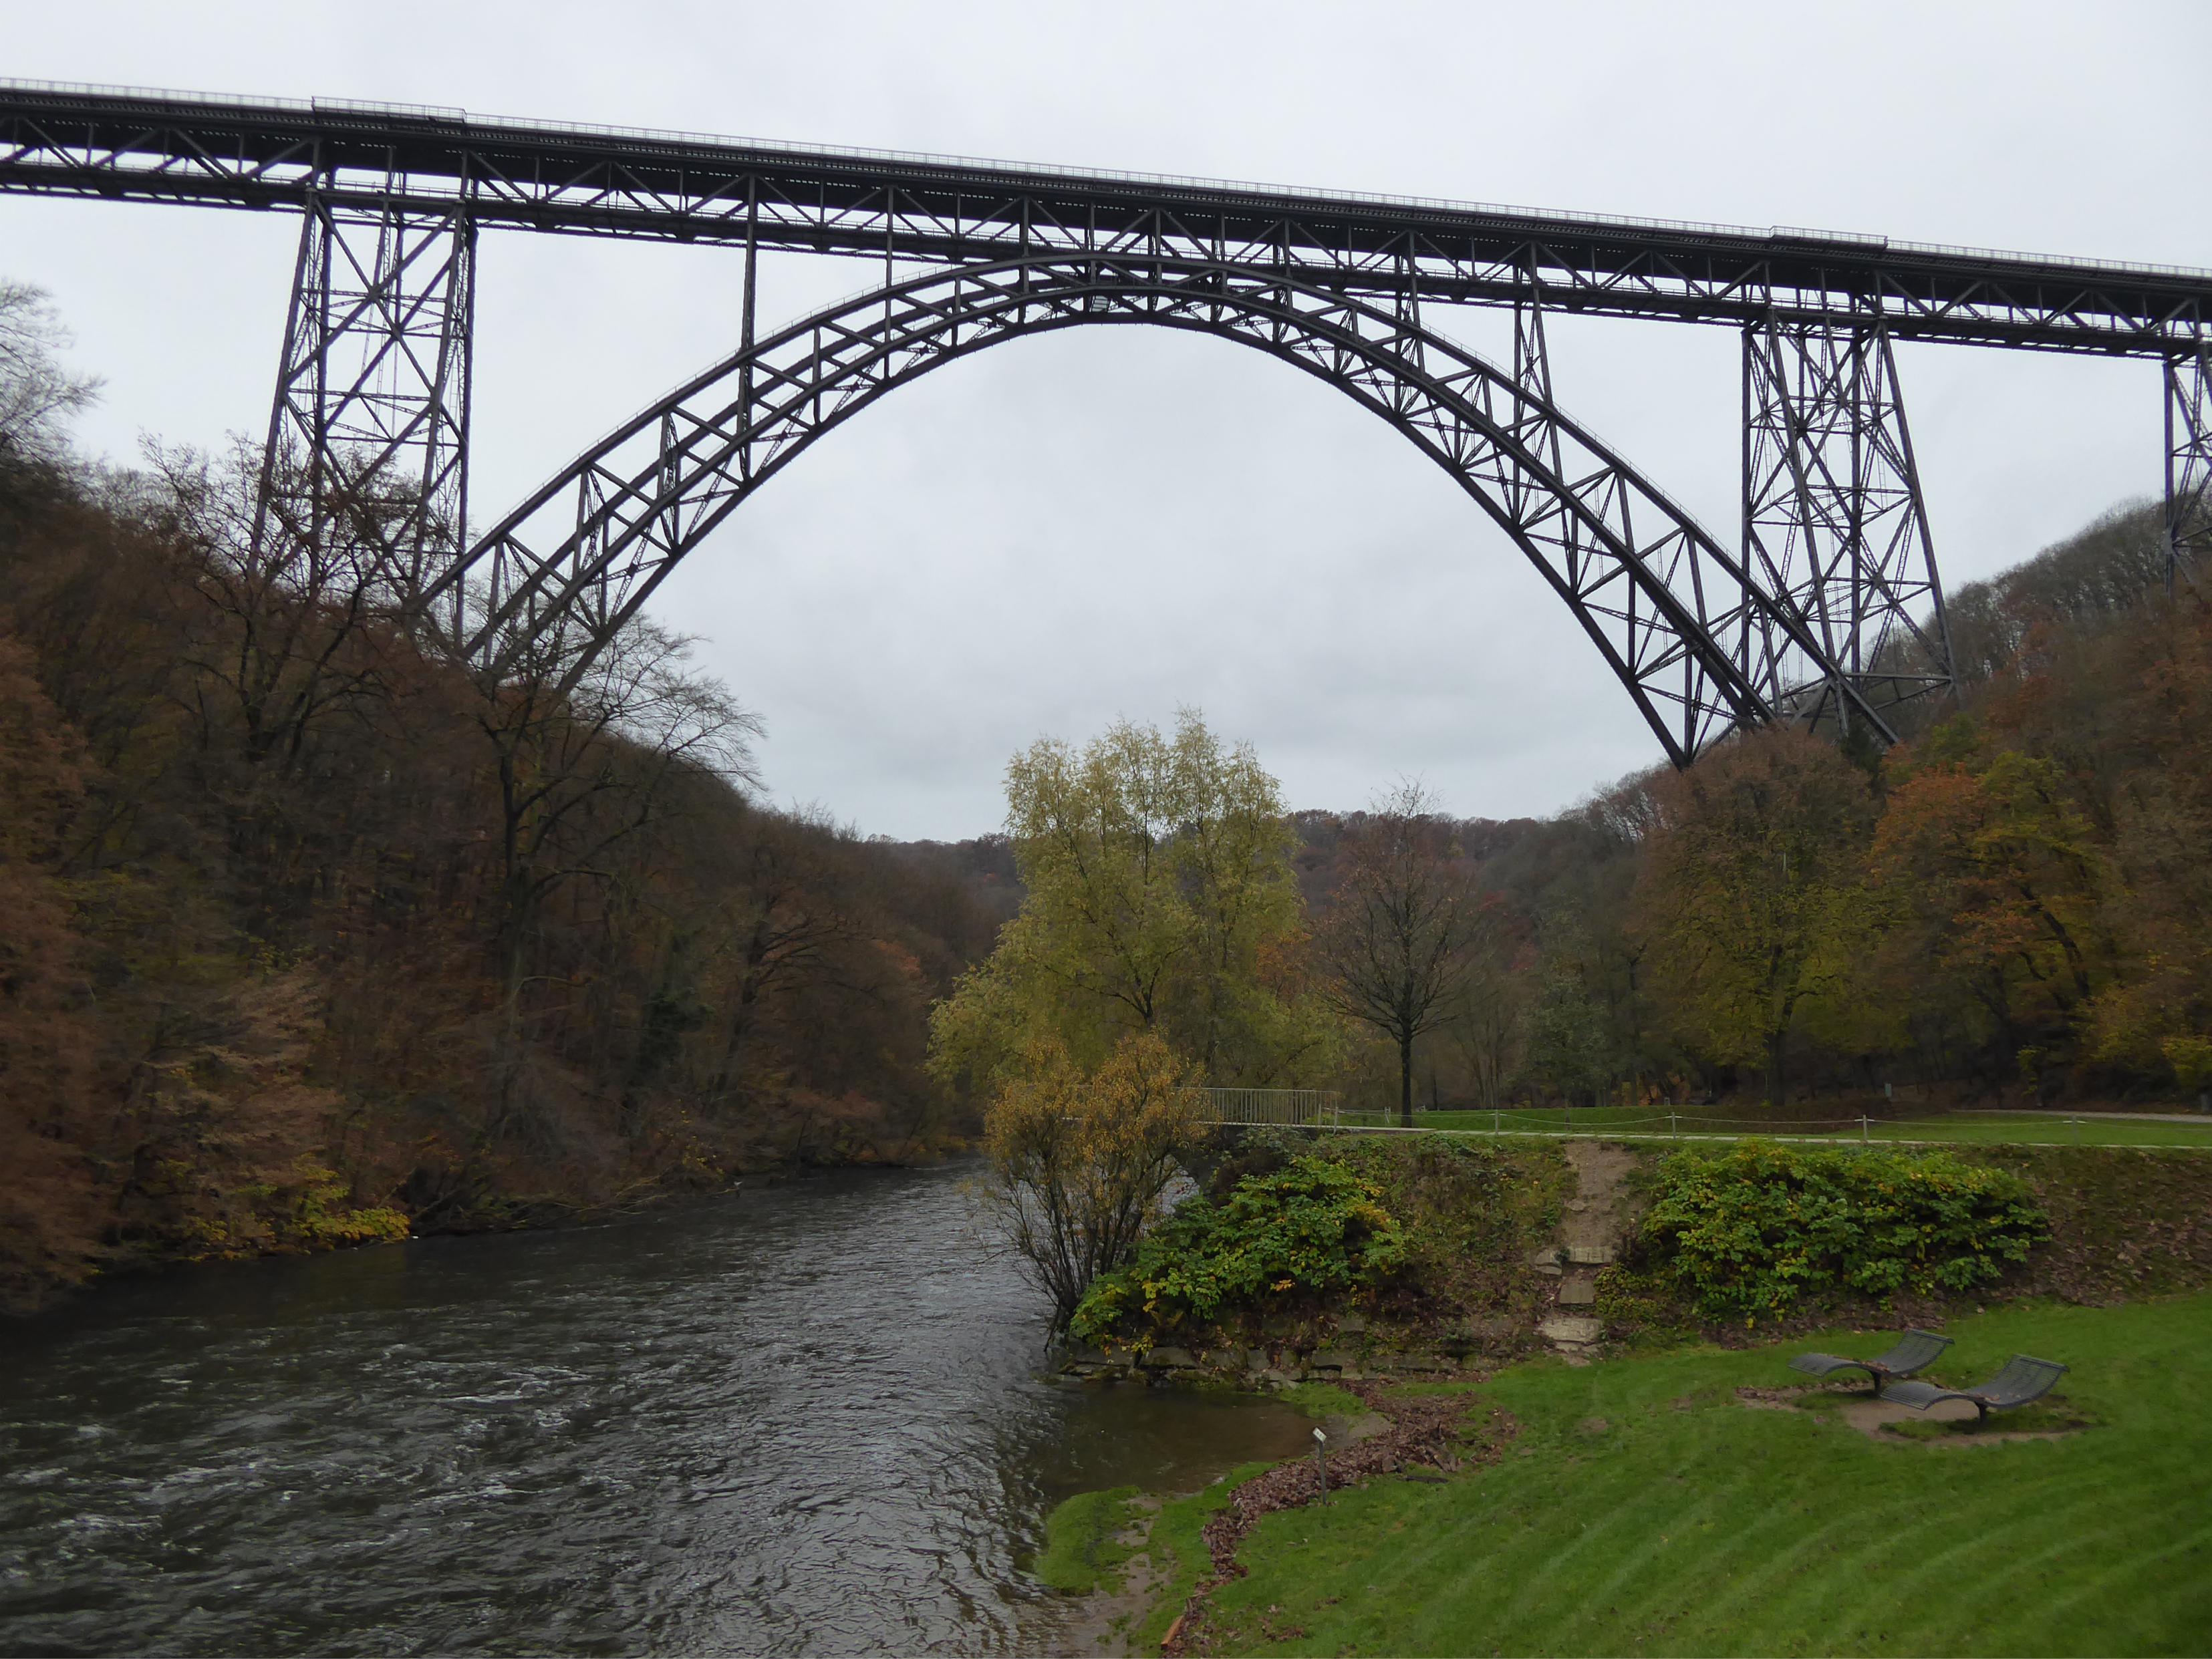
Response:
[1849,1114,2212,1151]
[1035,1485,1143,1594]
[1327,1107,2212,1151]
[1130,1461,1281,1648]
[1189,1292,2212,1656]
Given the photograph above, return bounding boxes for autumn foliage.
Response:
[1278,502,2212,1120]
[1586,502,2211,1112]
[979,1030,1206,1327]
[0,442,1004,1311]
[7,271,2207,1314]
[1631,730,1876,1106]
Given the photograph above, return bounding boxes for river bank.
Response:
[1063,1130,2212,1390]
[1035,1381,1415,1657]
[1,1128,983,1319]
[11,1129,2208,1654]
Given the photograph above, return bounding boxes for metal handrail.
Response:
[1200,1087,1344,1127]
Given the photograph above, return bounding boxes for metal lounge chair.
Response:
[1880,1354,2070,1424]
[1788,1328,1953,1394]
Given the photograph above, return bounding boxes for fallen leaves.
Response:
[1162,1383,1518,1654]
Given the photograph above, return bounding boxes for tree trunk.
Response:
[1398,1029,1415,1128]
[709,979,761,1103]
[1765,1027,1788,1110]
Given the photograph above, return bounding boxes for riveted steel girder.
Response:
[2,82,2207,357]
[10,81,2205,766]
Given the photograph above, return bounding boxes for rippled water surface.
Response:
[0,1163,1312,1655]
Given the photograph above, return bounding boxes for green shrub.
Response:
[284,1164,411,1247]
[1641,1141,2048,1321]
[1295,1134,1568,1289]
[1069,1155,1406,1342]
[1591,1262,1689,1344]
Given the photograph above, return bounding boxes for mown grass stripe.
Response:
[1194,1293,2210,1656]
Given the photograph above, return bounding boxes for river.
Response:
[0,1163,1313,1656]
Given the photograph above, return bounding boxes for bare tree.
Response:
[470,616,764,1141]
[703,806,864,1104]
[0,281,101,463]
[141,440,405,774]
[1446,921,1520,1110]
[1316,780,1486,1127]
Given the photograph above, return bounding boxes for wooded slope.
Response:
[0,449,1008,1310]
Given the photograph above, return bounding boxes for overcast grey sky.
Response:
[7,1,2208,837]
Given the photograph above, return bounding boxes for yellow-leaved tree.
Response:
[932,711,1332,1324]
[980,1030,1203,1328]
[929,710,1330,1092]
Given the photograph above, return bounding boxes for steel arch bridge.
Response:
[4,80,2209,762]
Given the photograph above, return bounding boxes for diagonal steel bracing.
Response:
[256,178,474,609]
[2168,340,2212,595]
[1743,313,1950,735]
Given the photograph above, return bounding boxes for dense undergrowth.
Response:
[1595,1137,2212,1340]
[1079,1130,2211,1360]
[1069,1157,1408,1344]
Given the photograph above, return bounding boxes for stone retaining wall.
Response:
[1057,1311,1524,1386]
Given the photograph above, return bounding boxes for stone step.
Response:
[1556,1280,1597,1307]
[1377,1352,1449,1374]
[1539,1316,1603,1346]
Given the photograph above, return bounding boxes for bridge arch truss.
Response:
[425,255,1891,765]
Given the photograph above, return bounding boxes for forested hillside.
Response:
[0,296,1016,1310]
[5,271,2205,1312]
[1306,500,2211,1117]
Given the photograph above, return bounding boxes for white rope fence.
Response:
[1196,1097,2212,1150]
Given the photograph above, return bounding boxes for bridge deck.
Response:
[3,79,2205,356]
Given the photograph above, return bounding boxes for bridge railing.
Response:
[1199,1088,1343,1127]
